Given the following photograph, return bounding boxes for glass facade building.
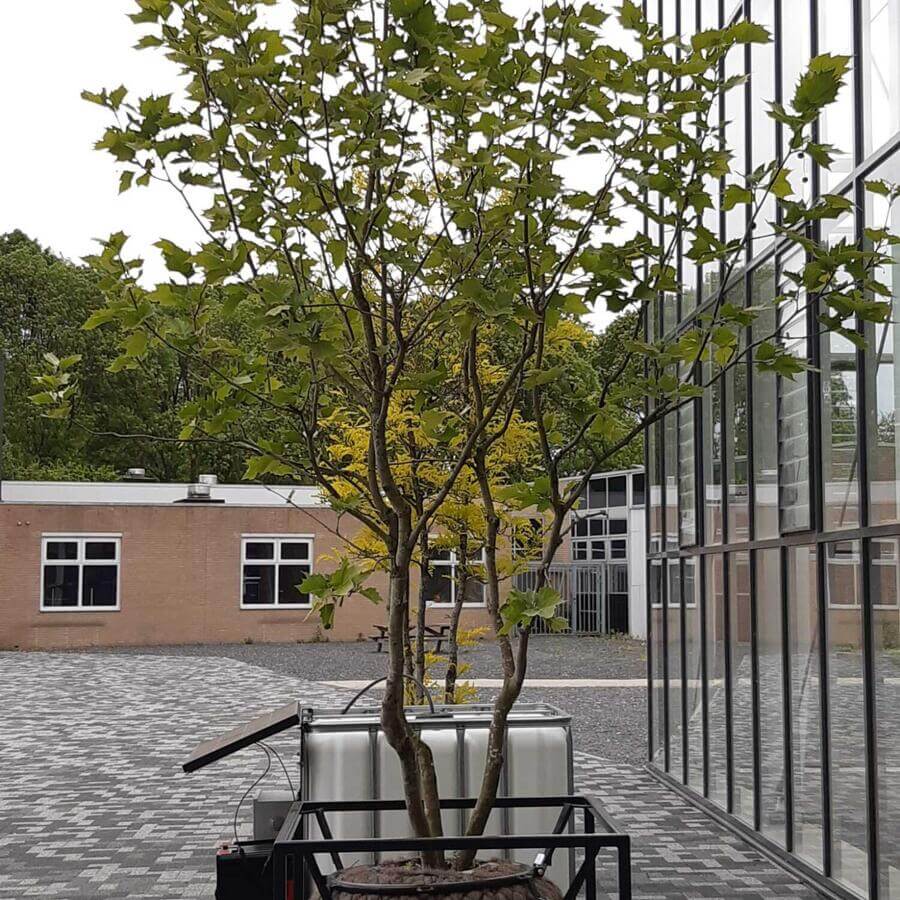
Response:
[645,2,900,898]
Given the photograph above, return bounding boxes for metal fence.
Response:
[513,562,629,635]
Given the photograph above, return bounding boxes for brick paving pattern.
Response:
[0,652,825,898]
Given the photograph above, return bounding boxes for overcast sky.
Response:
[0,1,620,331]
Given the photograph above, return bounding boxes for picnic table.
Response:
[368,623,452,653]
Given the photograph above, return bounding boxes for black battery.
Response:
[215,839,274,900]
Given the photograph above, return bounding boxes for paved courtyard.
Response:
[0,651,825,898]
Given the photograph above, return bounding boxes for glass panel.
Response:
[667,560,683,780]
[818,0,855,187]
[277,564,310,605]
[665,412,679,550]
[863,0,900,157]
[730,550,754,824]
[781,0,812,203]
[726,285,749,542]
[679,398,697,546]
[706,553,728,808]
[700,0,719,28]
[607,476,627,508]
[822,211,860,531]
[242,564,276,605]
[787,545,825,871]
[867,150,900,525]
[704,364,724,544]
[632,472,646,507]
[463,577,485,605]
[280,541,310,560]
[750,0,776,253]
[85,541,116,561]
[42,565,79,607]
[82,566,118,607]
[245,541,275,560]
[589,477,607,510]
[724,43,747,247]
[751,264,779,538]
[871,537,900,897]
[825,539,868,896]
[778,252,811,531]
[649,420,664,553]
[684,557,703,791]
[756,548,786,846]
[46,541,77,561]
[651,560,666,767]
[423,568,453,605]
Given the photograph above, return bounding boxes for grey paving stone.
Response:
[0,652,825,899]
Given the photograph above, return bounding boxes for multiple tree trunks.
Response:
[321,860,564,900]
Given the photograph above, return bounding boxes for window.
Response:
[241,536,312,608]
[572,513,627,562]
[631,472,646,507]
[424,548,485,607]
[41,535,121,610]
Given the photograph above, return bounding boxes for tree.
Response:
[39,0,898,876]
[0,231,249,481]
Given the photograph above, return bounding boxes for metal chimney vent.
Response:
[197,474,218,485]
[122,467,154,482]
[174,482,225,504]
[187,483,211,500]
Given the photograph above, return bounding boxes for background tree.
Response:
[36,0,899,876]
[1,230,248,481]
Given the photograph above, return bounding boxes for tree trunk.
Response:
[444,530,468,704]
[379,534,445,867]
[414,530,429,704]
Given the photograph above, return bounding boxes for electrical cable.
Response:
[259,740,295,795]
[232,742,273,845]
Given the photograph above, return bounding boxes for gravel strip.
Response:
[79,636,649,763]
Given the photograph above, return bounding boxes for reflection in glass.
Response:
[730,550,754,824]
[724,45,746,247]
[679,396,696,546]
[726,285,749,543]
[650,560,666,767]
[864,0,900,156]
[706,553,728,808]
[787,545,824,871]
[819,0,855,187]
[781,0,812,203]
[665,412,679,551]
[778,253,811,531]
[866,150,900,525]
[825,540,868,896]
[704,363,724,544]
[668,559,684,780]
[684,558,703,791]
[82,566,117,607]
[752,265,779,538]
[756,548,785,846]
[749,0,776,252]
[821,212,860,531]
[871,538,900,898]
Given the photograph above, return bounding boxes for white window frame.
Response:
[240,534,314,610]
[40,533,122,612]
[426,547,487,608]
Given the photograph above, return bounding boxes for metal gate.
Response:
[514,562,630,635]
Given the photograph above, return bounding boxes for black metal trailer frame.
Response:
[270,794,632,900]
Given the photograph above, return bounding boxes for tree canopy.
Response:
[31,0,900,869]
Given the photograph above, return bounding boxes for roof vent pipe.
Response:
[197,474,218,485]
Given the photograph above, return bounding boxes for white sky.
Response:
[0,1,620,332]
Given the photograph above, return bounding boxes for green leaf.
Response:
[124,330,149,358]
[722,184,752,211]
[728,20,770,44]
[792,54,851,118]
[770,167,793,200]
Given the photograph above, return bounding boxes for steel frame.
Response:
[270,795,632,900]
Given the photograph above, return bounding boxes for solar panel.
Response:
[182,700,300,773]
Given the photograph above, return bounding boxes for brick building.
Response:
[0,479,492,650]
